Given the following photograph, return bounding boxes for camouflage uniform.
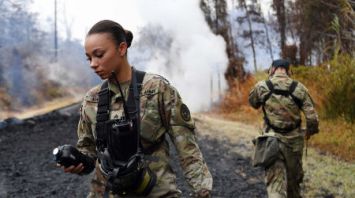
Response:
[249,73,319,198]
[76,73,213,197]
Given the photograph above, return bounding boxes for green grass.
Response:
[303,148,355,197]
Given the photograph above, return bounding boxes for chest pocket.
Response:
[140,88,166,144]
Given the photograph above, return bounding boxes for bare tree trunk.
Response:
[263,15,274,61]
[254,0,273,61]
[299,33,307,65]
[241,0,258,72]
[273,0,286,57]
[286,7,295,42]
[54,0,58,62]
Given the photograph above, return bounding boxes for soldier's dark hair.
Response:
[87,20,133,48]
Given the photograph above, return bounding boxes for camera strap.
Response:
[126,67,143,153]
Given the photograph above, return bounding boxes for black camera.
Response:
[53,144,95,174]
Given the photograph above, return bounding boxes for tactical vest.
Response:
[94,68,157,196]
[262,80,303,133]
[95,68,145,167]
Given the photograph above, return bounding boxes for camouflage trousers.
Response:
[265,138,304,198]
[87,162,182,198]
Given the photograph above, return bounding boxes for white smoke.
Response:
[130,0,228,111]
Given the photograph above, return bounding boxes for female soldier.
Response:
[60,20,212,197]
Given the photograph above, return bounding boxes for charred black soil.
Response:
[0,104,266,198]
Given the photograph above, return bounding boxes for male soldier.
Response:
[249,59,319,198]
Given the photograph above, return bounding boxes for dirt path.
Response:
[0,105,353,197]
[192,114,266,197]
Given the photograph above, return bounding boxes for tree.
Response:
[272,0,287,58]
[261,12,274,61]
[294,0,354,65]
[200,0,246,87]
[239,0,258,72]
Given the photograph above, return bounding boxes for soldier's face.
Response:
[84,33,127,79]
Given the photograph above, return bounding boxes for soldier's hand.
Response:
[58,163,85,174]
[305,129,317,140]
[302,128,314,140]
[197,189,211,198]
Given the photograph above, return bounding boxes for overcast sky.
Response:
[30,0,273,42]
[30,0,143,42]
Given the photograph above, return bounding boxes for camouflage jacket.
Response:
[76,72,212,195]
[249,73,319,144]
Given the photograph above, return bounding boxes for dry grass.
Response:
[0,96,82,120]
[218,75,256,114]
[217,107,261,125]
[0,85,87,120]
[0,88,12,111]
[310,118,355,161]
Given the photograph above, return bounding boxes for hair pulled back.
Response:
[87,20,133,48]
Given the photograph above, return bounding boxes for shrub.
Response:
[292,54,355,122]
[220,74,256,113]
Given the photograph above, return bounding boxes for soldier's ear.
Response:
[268,67,274,76]
[118,42,127,56]
[287,68,293,76]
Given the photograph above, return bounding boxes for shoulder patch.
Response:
[180,103,191,121]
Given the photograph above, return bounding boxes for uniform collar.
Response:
[107,79,131,97]
[270,73,289,79]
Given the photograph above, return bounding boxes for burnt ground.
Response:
[0,104,266,198]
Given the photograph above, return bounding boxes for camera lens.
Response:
[53,147,60,155]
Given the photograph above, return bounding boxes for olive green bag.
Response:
[252,135,280,168]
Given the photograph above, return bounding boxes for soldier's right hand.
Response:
[58,163,85,174]
[305,128,319,140]
[305,133,311,140]
[196,189,211,198]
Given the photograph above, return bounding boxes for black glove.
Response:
[306,120,319,139]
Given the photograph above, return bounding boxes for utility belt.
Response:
[264,118,301,133]
[95,68,157,196]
